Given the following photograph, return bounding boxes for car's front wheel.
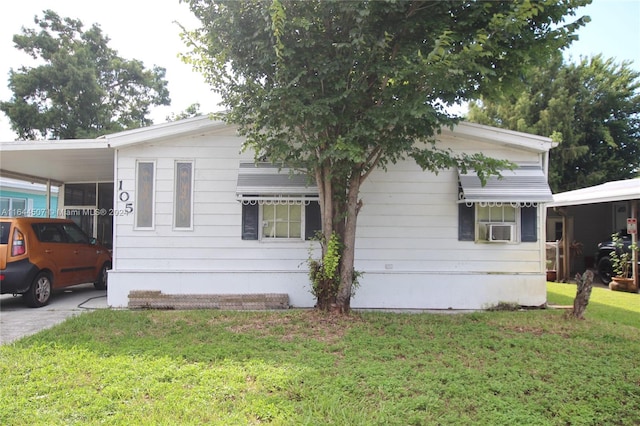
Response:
[94,262,110,290]
[597,256,613,285]
[24,272,52,308]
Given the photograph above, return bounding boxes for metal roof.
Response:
[458,164,553,204]
[0,117,555,188]
[547,178,640,207]
[0,116,227,185]
[0,139,113,185]
[236,162,317,197]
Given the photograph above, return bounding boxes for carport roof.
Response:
[0,139,112,186]
[547,178,640,207]
[0,116,230,186]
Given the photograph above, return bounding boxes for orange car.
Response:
[0,217,111,307]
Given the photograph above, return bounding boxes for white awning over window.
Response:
[458,164,553,205]
[236,162,318,203]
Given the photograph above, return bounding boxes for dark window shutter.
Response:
[458,203,475,241]
[241,203,259,240]
[521,206,537,242]
[305,201,322,240]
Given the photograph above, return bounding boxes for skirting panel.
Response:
[107,270,547,310]
[350,272,547,310]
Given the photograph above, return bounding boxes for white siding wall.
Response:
[356,136,543,274]
[108,129,548,309]
[113,132,315,272]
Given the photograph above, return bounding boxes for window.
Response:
[65,209,94,241]
[478,204,517,242]
[0,221,10,244]
[242,199,321,241]
[174,161,194,229]
[61,223,91,244]
[1,197,27,216]
[62,182,113,246]
[32,224,65,243]
[459,203,538,243]
[64,183,97,206]
[262,203,302,239]
[135,161,155,229]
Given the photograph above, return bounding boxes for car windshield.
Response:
[0,222,10,244]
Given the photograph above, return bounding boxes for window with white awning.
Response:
[458,165,552,243]
[236,162,320,240]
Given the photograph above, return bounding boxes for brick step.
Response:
[128,291,289,310]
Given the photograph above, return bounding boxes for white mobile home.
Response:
[0,116,556,310]
[103,117,555,309]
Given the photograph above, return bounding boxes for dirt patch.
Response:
[498,324,572,338]
[227,310,363,343]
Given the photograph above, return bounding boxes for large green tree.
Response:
[182,0,590,312]
[1,10,171,140]
[468,53,640,192]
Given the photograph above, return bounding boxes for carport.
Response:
[1,118,216,245]
[546,179,639,285]
[0,139,115,244]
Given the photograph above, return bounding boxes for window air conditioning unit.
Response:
[487,223,515,242]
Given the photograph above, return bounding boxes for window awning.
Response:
[458,165,553,205]
[236,162,318,203]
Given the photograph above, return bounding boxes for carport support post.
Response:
[560,210,573,282]
[632,200,638,290]
[45,179,51,218]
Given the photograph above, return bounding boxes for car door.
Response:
[60,223,99,284]
[31,223,78,287]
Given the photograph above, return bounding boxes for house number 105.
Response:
[118,180,134,214]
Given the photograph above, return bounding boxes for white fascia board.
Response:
[442,121,556,153]
[0,139,107,151]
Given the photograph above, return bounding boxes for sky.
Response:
[0,0,638,141]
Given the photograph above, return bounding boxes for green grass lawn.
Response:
[1,283,638,425]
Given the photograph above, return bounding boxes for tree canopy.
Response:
[0,10,171,140]
[166,103,202,122]
[468,53,640,192]
[182,0,591,312]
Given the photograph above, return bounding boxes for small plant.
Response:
[610,233,638,278]
[307,232,362,309]
[308,232,342,308]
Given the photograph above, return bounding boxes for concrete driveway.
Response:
[0,283,108,345]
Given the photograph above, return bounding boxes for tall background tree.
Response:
[0,10,171,140]
[468,53,640,193]
[182,0,590,312]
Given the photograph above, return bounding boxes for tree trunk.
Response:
[312,164,362,313]
[314,165,337,311]
[570,270,594,320]
[335,173,361,313]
